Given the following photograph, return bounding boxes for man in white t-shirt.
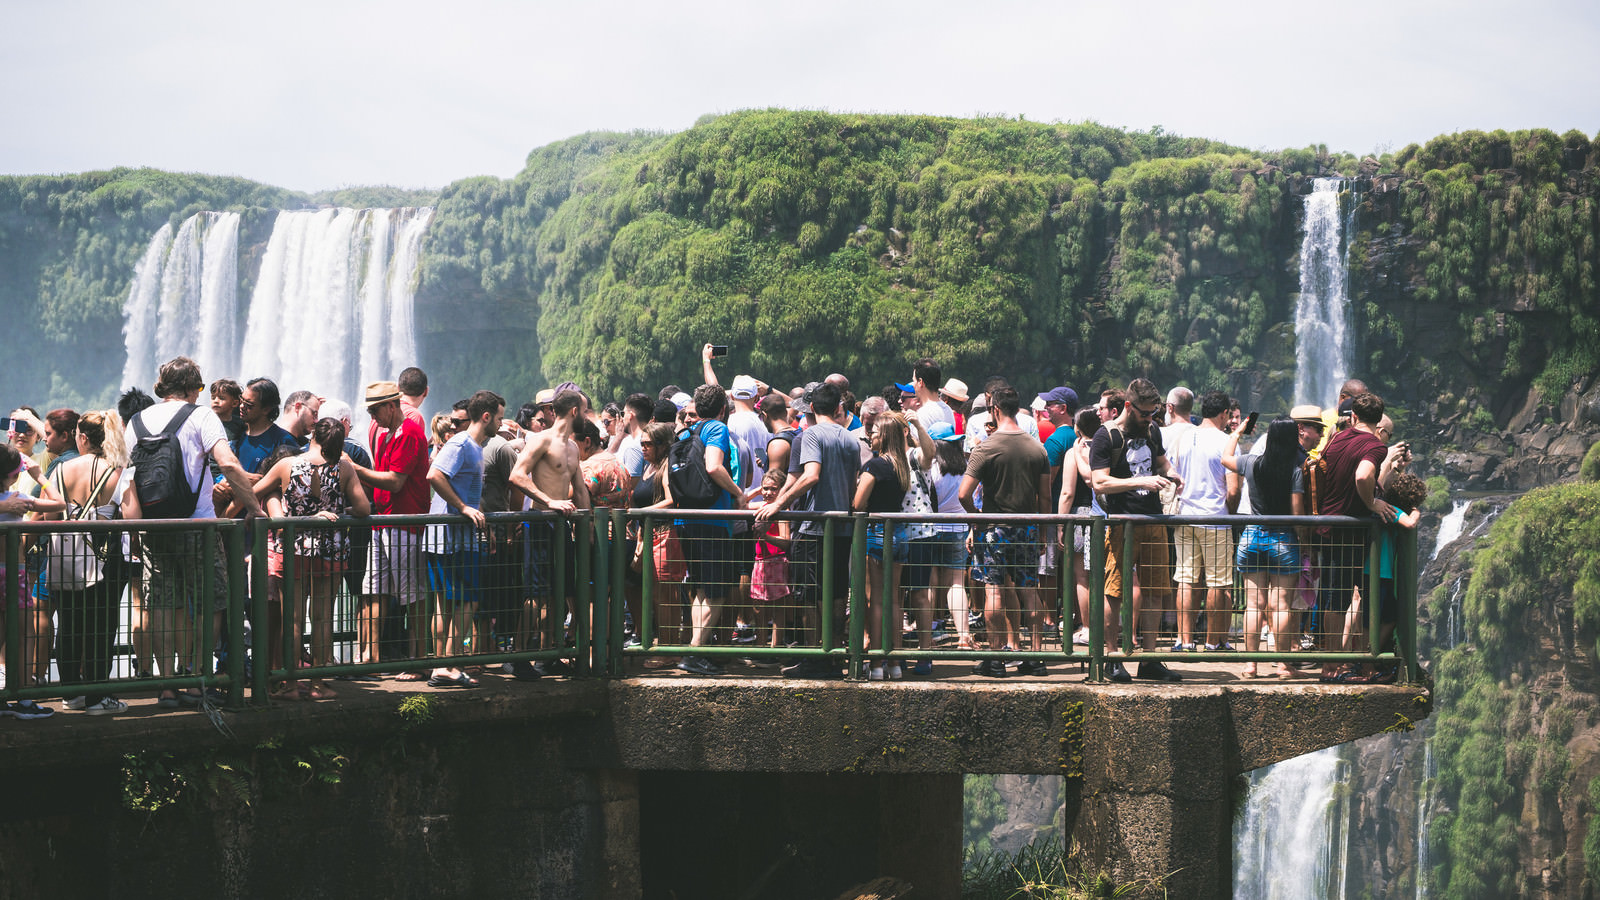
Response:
[1172,390,1241,652]
[120,356,261,708]
[911,357,956,434]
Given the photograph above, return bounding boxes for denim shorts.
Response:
[1235,525,1299,575]
[931,529,969,570]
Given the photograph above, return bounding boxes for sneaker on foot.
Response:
[1072,627,1091,647]
[1107,662,1132,683]
[887,664,903,681]
[911,660,933,677]
[5,700,54,720]
[1017,660,1049,677]
[677,655,724,676]
[972,659,1008,678]
[511,660,542,681]
[64,695,86,710]
[869,665,885,681]
[1204,642,1235,652]
[84,697,129,716]
[1171,641,1196,652]
[1136,660,1183,682]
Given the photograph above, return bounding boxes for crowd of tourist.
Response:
[0,348,1425,717]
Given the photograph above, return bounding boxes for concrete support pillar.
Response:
[1068,691,1239,900]
[639,772,961,900]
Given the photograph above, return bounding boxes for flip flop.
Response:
[306,683,339,701]
[393,671,427,682]
[427,673,478,688]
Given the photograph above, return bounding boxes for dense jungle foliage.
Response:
[1,114,1595,421]
[1429,483,1600,898]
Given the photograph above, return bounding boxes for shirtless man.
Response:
[509,389,590,658]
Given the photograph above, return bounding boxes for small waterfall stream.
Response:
[1294,177,1354,406]
[1430,500,1470,560]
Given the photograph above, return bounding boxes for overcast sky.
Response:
[5,0,1597,193]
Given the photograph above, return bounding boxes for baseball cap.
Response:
[927,421,962,442]
[670,392,693,411]
[1041,386,1079,407]
[730,375,759,400]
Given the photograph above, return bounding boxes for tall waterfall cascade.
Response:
[1294,178,1355,406]
[1233,746,1353,900]
[122,207,433,408]
[122,212,241,391]
[1235,176,1363,900]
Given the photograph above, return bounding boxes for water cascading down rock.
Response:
[122,206,433,404]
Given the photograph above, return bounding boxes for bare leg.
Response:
[1205,586,1231,648]
[1242,572,1268,676]
[1176,582,1196,647]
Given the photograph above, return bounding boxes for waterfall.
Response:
[121,223,174,391]
[121,212,241,392]
[1235,175,1363,900]
[1415,739,1437,899]
[123,206,432,410]
[1234,746,1352,899]
[1430,500,1470,560]
[1294,178,1354,406]
[239,207,433,407]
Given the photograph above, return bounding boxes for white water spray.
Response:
[1431,500,1470,561]
[122,212,242,392]
[124,207,432,410]
[1294,178,1354,406]
[1234,746,1352,900]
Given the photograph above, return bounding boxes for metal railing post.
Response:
[4,530,20,699]
[250,519,271,704]
[1398,523,1420,682]
[578,511,598,675]
[609,509,627,673]
[1119,519,1136,655]
[200,524,217,681]
[640,515,655,650]
[1367,522,1382,666]
[1088,517,1105,681]
[848,514,867,680]
[225,522,247,708]
[820,517,836,655]
[283,522,299,689]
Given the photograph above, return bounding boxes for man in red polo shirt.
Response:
[354,380,431,672]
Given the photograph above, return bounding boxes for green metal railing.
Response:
[0,507,1420,706]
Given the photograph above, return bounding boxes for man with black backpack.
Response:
[120,357,261,708]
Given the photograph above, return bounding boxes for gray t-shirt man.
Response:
[795,421,858,535]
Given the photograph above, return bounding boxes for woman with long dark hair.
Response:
[1224,417,1305,678]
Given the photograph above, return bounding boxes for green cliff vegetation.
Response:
[1429,482,1600,898]
[2,115,1595,427]
[416,111,1314,406]
[0,169,304,408]
[1375,129,1600,412]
